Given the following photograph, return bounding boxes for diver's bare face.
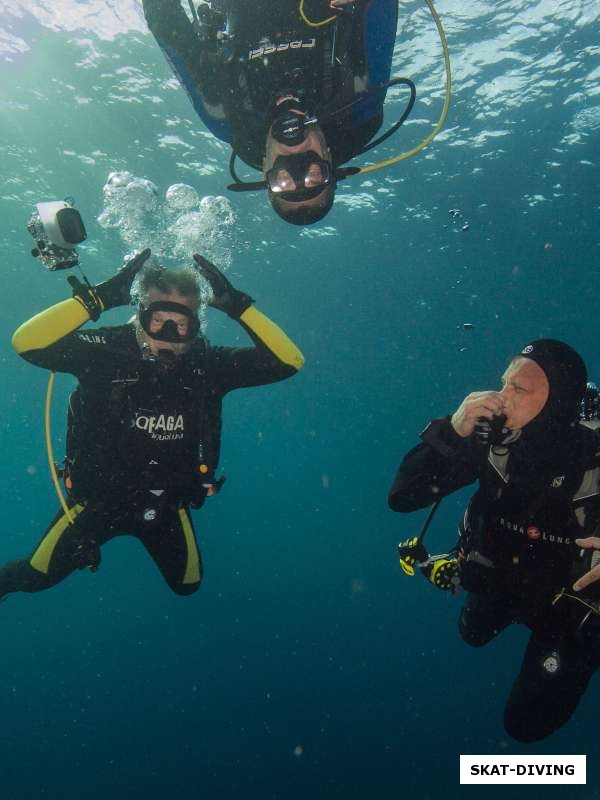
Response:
[138,289,198,356]
[500,357,549,430]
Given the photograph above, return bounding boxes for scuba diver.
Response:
[389,340,600,742]
[142,0,450,225]
[0,203,304,601]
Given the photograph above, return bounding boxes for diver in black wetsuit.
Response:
[142,0,398,225]
[389,340,600,742]
[0,251,304,599]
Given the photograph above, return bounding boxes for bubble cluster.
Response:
[97,172,160,251]
[97,171,236,270]
[165,183,201,211]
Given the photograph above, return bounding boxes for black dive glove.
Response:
[193,253,254,319]
[67,248,151,320]
[398,536,429,576]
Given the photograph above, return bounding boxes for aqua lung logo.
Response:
[551,475,566,488]
[521,345,534,354]
[498,517,572,546]
[249,39,316,60]
[135,413,184,441]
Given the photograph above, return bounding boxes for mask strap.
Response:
[227,151,267,193]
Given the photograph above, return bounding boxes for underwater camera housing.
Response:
[27,199,87,270]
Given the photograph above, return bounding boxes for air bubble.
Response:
[97,171,237,269]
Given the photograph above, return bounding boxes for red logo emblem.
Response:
[527,526,541,541]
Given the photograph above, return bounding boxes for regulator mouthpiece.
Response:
[474,414,508,446]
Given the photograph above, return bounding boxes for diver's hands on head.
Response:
[573,538,600,592]
[96,248,152,310]
[192,253,254,319]
[451,391,505,438]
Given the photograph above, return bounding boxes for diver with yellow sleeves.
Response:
[0,238,304,600]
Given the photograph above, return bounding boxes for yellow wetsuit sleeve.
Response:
[12,298,91,354]
[239,306,305,371]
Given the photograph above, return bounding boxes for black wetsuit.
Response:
[0,322,295,597]
[389,416,600,742]
[142,0,398,169]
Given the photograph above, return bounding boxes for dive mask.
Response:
[139,301,199,343]
[266,152,332,201]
